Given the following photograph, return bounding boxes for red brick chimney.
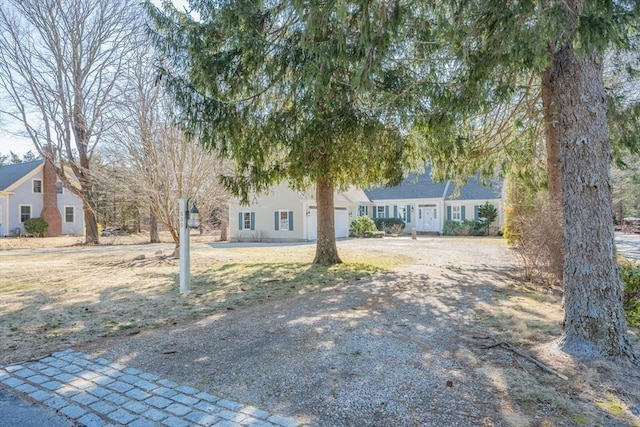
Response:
[40,154,62,236]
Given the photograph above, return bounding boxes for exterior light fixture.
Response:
[188,203,200,229]
[179,198,200,294]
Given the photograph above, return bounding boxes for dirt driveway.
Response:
[2,235,639,426]
[64,237,638,427]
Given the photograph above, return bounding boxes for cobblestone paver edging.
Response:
[0,349,302,427]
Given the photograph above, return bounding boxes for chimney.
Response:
[40,148,62,236]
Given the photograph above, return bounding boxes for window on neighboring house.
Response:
[65,206,74,223]
[397,205,407,221]
[20,205,31,223]
[358,205,369,217]
[275,210,293,231]
[376,206,386,218]
[56,182,63,194]
[452,205,461,222]
[239,211,254,230]
[33,179,42,193]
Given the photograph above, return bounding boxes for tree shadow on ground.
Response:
[83,261,640,427]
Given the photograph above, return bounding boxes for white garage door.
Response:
[334,208,349,238]
[307,207,349,241]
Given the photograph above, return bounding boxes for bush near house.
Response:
[442,219,485,236]
[477,201,498,235]
[349,216,378,237]
[618,258,640,328]
[373,217,405,234]
[23,217,49,237]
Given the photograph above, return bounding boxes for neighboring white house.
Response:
[227,167,503,242]
[0,160,85,237]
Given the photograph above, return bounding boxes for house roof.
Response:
[444,176,502,200]
[364,171,449,200]
[364,167,502,201]
[0,160,43,191]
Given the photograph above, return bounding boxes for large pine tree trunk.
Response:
[542,66,562,204]
[313,178,342,266]
[541,66,565,282]
[550,36,636,359]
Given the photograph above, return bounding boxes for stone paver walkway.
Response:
[0,349,302,427]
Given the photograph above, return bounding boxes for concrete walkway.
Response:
[0,349,302,427]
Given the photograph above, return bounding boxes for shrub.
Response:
[443,220,461,236]
[23,217,49,237]
[349,216,377,237]
[511,197,563,286]
[442,220,484,236]
[619,258,640,328]
[373,217,405,233]
[477,202,498,235]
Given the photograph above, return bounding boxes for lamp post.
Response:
[179,198,200,294]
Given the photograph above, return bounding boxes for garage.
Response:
[307,207,350,241]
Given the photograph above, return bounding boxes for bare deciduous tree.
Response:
[0,0,140,243]
[105,49,229,254]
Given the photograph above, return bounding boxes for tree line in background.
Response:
[1,0,639,361]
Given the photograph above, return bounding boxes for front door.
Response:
[418,205,438,231]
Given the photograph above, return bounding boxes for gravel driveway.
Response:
[79,237,520,426]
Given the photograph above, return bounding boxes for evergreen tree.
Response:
[145,0,421,265]
[422,1,639,360]
[477,201,498,236]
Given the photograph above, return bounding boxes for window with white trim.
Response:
[241,211,253,230]
[33,179,42,193]
[20,205,32,223]
[397,205,407,221]
[376,206,385,218]
[56,182,63,194]
[279,211,290,231]
[65,206,74,223]
[452,205,461,222]
[358,205,369,217]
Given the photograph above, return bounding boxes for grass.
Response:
[0,244,410,364]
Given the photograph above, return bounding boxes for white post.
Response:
[179,198,190,294]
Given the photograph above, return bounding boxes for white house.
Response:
[0,160,85,237]
[228,183,369,242]
[227,167,503,242]
[363,170,503,234]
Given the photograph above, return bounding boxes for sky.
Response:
[0,122,33,157]
[0,0,191,158]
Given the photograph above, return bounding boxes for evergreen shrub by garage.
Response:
[349,216,378,237]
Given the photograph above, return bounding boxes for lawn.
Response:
[0,239,410,364]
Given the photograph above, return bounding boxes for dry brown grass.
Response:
[0,234,409,365]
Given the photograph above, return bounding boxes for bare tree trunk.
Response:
[313,177,342,266]
[82,197,99,245]
[150,211,160,243]
[171,228,179,258]
[220,219,228,241]
[550,30,636,360]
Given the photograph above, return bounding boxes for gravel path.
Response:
[80,237,518,426]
